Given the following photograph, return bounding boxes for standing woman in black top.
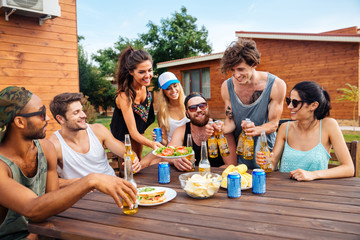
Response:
[110,46,163,159]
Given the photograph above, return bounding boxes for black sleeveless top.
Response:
[110,90,155,142]
[182,122,224,167]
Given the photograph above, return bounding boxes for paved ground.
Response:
[340,126,360,132]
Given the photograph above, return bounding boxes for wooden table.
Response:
[29,165,360,239]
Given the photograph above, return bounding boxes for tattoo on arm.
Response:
[225,106,233,119]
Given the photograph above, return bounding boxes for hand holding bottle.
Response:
[171,157,193,171]
[205,119,216,138]
[256,151,273,166]
[258,131,273,172]
[241,119,262,137]
[131,154,142,173]
[213,120,224,133]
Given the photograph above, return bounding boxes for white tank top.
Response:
[168,116,190,142]
[55,124,115,179]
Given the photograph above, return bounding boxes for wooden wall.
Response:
[0,0,78,135]
[167,38,359,122]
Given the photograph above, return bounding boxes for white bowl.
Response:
[179,172,222,199]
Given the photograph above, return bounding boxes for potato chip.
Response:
[183,173,221,198]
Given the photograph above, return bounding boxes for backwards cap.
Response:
[158,72,180,90]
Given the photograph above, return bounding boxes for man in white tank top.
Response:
[49,93,142,187]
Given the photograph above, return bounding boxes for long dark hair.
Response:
[292,81,331,120]
[116,46,152,103]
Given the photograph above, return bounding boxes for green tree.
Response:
[140,6,212,89]
[92,7,212,89]
[336,83,359,122]
[92,36,145,79]
[140,6,212,65]
[78,37,116,115]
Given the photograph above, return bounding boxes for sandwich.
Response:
[138,188,166,204]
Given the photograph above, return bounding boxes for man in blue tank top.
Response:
[0,87,138,240]
[220,39,286,169]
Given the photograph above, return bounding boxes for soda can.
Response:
[252,169,266,194]
[227,172,241,198]
[158,162,170,184]
[154,127,162,142]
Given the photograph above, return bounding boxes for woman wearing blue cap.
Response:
[153,72,189,145]
[110,46,163,159]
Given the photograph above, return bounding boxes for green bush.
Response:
[81,93,97,123]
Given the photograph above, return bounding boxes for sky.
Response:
[77,0,360,59]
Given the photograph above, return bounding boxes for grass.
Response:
[342,131,360,142]
[96,115,112,129]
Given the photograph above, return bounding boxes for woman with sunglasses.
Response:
[152,72,189,145]
[110,46,163,159]
[256,81,354,181]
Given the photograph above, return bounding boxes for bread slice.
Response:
[139,189,166,204]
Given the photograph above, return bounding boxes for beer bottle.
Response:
[123,156,138,215]
[215,120,230,157]
[207,120,218,158]
[124,134,135,173]
[259,131,273,173]
[236,131,245,155]
[199,141,211,174]
[243,119,254,160]
[186,134,195,172]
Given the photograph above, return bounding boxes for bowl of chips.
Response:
[179,172,222,199]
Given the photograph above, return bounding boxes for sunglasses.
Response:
[187,102,208,112]
[285,97,303,108]
[17,106,47,121]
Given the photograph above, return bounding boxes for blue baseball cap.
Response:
[158,72,180,90]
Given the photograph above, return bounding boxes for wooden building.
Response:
[157,27,360,124]
[0,0,78,135]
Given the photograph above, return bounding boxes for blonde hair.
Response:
[157,83,186,132]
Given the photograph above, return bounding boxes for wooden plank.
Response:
[0,18,77,34]
[83,190,360,217]
[0,34,77,50]
[57,205,359,239]
[60,0,76,6]
[29,216,187,240]
[0,59,78,71]
[49,16,77,28]
[265,178,360,195]
[0,51,78,64]
[0,68,78,78]
[0,77,78,86]
[60,1,77,12]
[0,25,76,42]
[74,199,360,236]
[82,190,360,224]
[0,42,77,57]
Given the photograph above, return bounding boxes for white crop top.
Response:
[167,116,190,143]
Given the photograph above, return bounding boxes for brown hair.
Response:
[50,92,82,123]
[116,46,153,103]
[220,38,261,74]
